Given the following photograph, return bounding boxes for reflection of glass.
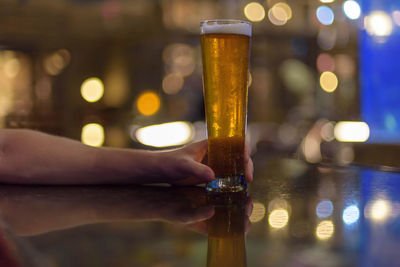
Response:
[206,192,247,267]
[200,20,252,192]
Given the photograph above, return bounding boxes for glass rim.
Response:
[200,19,251,26]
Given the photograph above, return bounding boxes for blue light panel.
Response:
[360,0,400,142]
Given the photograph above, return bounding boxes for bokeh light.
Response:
[343,0,361,20]
[162,43,195,77]
[280,59,314,94]
[319,71,338,93]
[268,2,292,26]
[343,205,360,225]
[364,11,393,37]
[268,208,289,229]
[320,0,334,3]
[4,58,20,78]
[135,121,193,147]
[368,199,391,222]
[249,202,266,223]
[316,53,335,73]
[81,123,105,147]
[335,54,355,78]
[303,135,322,163]
[318,28,337,50]
[43,49,70,76]
[316,200,334,218]
[316,6,335,25]
[316,220,334,240]
[136,91,161,116]
[162,73,184,95]
[393,11,400,26]
[384,113,397,131]
[244,2,266,22]
[320,121,335,142]
[81,77,104,103]
[334,121,370,142]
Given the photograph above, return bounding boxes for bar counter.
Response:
[0,147,399,267]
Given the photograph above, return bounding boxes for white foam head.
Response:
[200,20,252,36]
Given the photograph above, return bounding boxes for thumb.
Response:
[186,160,215,182]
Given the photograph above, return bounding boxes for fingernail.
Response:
[206,169,215,181]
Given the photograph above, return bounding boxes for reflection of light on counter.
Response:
[268,2,292,26]
[303,135,322,163]
[320,121,335,142]
[368,199,391,222]
[316,6,334,25]
[81,77,104,103]
[334,121,370,142]
[136,91,161,116]
[316,200,333,218]
[343,0,361,20]
[278,123,298,145]
[343,205,360,225]
[162,73,184,95]
[268,209,289,229]
[249,202,266,223]
[136,121,193,147]
[364,11,393,37]
[316,220,334,240]
[81,123,105,147]
[320,71,338,93]
[244,2,265,22]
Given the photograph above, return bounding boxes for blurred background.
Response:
[0,0,397,165]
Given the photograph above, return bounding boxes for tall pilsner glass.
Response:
[200,20,251,192]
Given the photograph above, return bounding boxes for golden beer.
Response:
[200,20,251,192]
[207,192,247,267]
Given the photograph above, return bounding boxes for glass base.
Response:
[206,175,247,193]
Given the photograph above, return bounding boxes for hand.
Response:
[157,140,254,186]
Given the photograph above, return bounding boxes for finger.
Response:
[245,215,251,234]
[171,176,208,186]
[184,140,208,162]
[244,141,251,158]
[245,158,254,182]
[184,160,215,182]
[246,197,253,217]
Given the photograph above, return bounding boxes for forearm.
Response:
[0,129,164,184]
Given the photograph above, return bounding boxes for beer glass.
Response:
[207,192,247,266]
[200,20,251,192]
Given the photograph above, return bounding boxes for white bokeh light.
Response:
[343,205,360,225]
[316,6,335,25]
[364,11,393,37]
[343,0,361,20]
[135,121,193,147]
